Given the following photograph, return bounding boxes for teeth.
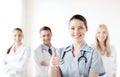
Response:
[74,35,82,38]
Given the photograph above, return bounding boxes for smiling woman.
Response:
[92,24,117,77]
[0,28,30,77]
[48,14,105,77]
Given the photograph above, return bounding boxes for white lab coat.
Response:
[100,45,117,77]
[2,44,30,77]
[91,44,117,77]
[32,44,54,77]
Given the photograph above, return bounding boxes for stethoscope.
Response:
[61,50,87,63]
[78,51,87,76]
[60,50,88,76]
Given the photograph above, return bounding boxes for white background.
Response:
[0,0,120,77]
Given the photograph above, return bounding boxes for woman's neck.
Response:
[14,43,22,52]
[99,42,106,51]
[72,40,84,56]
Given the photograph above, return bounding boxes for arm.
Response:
[32,46,52,77]
[32,46,49,67]
[32,49,43,67]
[89,73,98,77]
[32,48,45,76]
[48,66,61,77]
[0,50,8,73]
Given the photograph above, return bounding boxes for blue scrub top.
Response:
[57,42,105,77]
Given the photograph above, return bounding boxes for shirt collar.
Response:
[10,44,23,54]
[64,42,91,52]
[41,43,53,50]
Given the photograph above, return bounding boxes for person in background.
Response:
[32,26,55,77]
[48,14,105,77]
[92,24,117,77]
[3,28,30,77]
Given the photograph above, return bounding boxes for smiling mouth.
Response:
[73,35,82,38]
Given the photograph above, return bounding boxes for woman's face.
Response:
[96,27,108,42]
[69,19,87,43]
[13,30,23,44]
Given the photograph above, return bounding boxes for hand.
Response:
[50,48,60,67]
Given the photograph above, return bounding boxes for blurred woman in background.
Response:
[93,24,117,77]
[3,28,30,77]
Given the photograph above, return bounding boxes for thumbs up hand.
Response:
[48,48,62,77]
[50,48,60,67]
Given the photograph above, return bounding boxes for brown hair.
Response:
[39,26,52,33]
[13,27,23,33]
[7,46,12,54]
[69,14,87,29]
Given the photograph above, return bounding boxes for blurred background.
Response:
[0,0,120,77]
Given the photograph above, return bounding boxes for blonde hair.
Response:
[94,24,111,56]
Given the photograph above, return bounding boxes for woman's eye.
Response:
[97,32,100,34]
[103,32,106,34]
[80,27,83,29]
[70,27,75,30]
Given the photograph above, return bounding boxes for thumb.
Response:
[52,48,57,57]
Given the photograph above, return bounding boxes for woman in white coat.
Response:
[92,24,117,77]
[3,28,30,77]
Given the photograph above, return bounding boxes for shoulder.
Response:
[110,44,116,56]
[58,45,71,52]
[32,44,44,56]
[56,45,71,58]
[86,45,100,57]
[33,44,42,52]
[20,44,30,51]
[90,43,94,48]
[91,46,100,54]
[21,44,30,53]
[83,43,98,54]
[110,44,116,51]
